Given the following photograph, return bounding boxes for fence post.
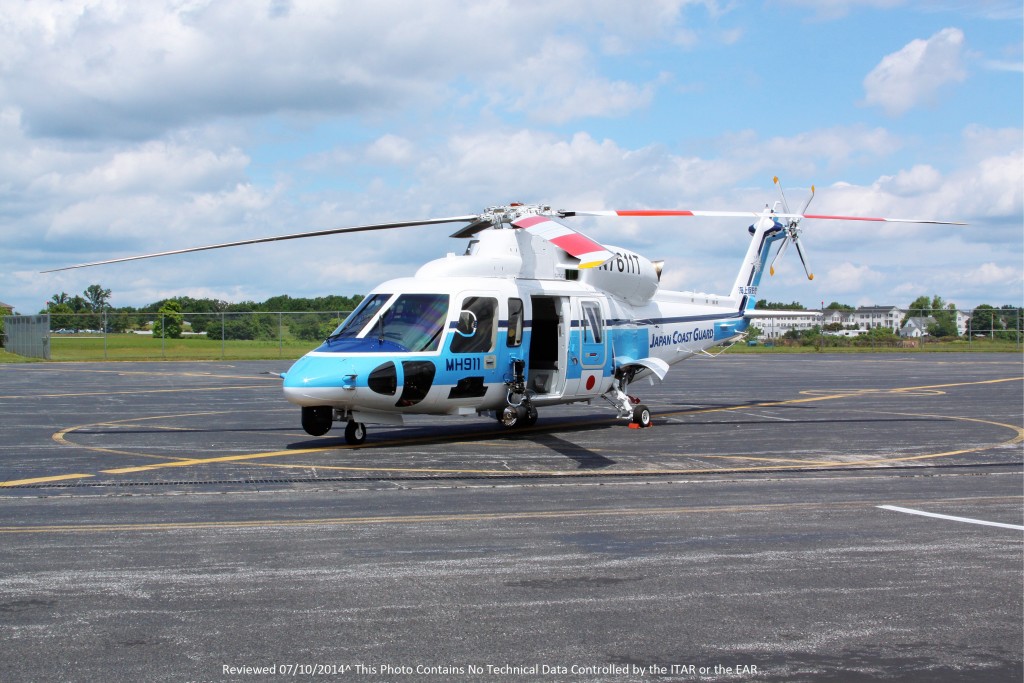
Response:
[221,311,225,360]
[279,312,283,358]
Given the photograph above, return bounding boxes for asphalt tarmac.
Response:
[0,353,1021,682]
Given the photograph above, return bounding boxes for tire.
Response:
[301,406,333,436]
[632,404,652,428]
[499,405,526,428]
[523,405,539,426]
[344,421,366,445]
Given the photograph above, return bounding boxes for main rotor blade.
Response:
[561,209,767,219]
[562,208,965,224]
[798,214,965,225]
[42,215,481,272]
[511,215,614,269]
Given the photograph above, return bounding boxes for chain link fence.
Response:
[39,310,350,361]
[2,307,1021,361]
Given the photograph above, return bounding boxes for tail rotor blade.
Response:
[799,184,816,215]
[773,176,791,214]
[794,237,814,281]
[769,236,790,277]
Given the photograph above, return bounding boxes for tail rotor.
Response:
[768,176,816,280]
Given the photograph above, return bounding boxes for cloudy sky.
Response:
[2,0,1021,314]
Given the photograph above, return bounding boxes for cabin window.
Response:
[451,296,497,354]
[507,298,524,347]
[582,301,603,344]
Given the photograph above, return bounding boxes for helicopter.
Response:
[48,179,961,444]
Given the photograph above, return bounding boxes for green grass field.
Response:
[1,332,1019,363]
[7,333,315,362]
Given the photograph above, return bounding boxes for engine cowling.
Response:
[579,245,660,305]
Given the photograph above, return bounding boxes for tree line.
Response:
[32,286,1024,344]
[42,285,364,342]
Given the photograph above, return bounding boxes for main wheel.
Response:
[301,406,333,436]
[499,405,527,428]
[631,404,652,428]
[344,421,366,445]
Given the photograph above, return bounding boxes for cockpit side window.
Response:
[329,293,391,339]
[451,296,497,354]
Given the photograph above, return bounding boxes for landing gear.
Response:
[604,369,653,428]
[301,406,333,436]
[498,402,538,429]
[499,405,524,428]
[631,404,652,428]
[344,420,367,445]
[499,357,538,429]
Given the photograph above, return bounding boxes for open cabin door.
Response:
[526,296,568,399]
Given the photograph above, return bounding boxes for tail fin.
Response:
[731,214,786,313]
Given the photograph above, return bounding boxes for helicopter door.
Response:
[526,296,567,397]
[572,298,608,398]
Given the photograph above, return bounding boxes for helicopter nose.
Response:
[282,354,437,409]
[282,354,364,405]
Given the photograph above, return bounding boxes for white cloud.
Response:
[875,165,943,196]
[822,262,884,293]
[0,1,708,140]
[862,27,967,116]
[965,262,1023,286]
[366,135,415,165]
[1,4,1019,315]
[779,0,905,21]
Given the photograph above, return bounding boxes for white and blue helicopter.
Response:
[50,180,959,444]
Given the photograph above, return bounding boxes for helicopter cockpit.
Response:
[319,292,449,353]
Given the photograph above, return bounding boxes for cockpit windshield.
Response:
[328,293,391,340]
[327,293,449,353]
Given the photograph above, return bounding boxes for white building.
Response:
[900,317,934,338]
[850,306,904,332]
[752,304,976,340]
[756,310,824,339]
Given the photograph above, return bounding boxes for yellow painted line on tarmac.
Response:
[52,411,237,463]
[1,384,272,400]
[20,375,1024,482]
[102,409,1022,478]
[100,447,340,474]
[1,473,94,487]
[1,495,1019,535]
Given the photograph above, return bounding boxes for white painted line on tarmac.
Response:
[878,505,1024,531]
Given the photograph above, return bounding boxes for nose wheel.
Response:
[344,420,367,445]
